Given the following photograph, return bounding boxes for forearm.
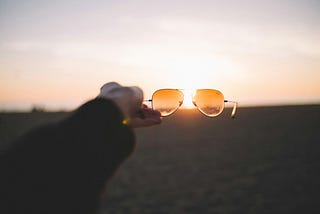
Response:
[60,98,135,166]
[1,98,135,214]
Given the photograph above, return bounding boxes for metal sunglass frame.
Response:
[145,89,238,118]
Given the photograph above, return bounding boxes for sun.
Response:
[168,55,227,88]
[168,56,218,109]
[181,89,196,109]
[156,55,239,109]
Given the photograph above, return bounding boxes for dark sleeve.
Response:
[0,98,135,214]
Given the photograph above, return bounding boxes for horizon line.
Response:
[1,101,319,113]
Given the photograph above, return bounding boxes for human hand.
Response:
[98,82,162,128]
[130,104,162,128]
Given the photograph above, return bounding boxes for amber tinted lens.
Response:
[152,89,184,116]
[193,89,224,117]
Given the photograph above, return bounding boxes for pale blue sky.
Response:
[1,0,320,110]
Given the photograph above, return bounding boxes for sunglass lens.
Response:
[193,89,224,117]
[152,89,184,116]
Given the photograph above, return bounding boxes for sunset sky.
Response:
[1,0,320,111]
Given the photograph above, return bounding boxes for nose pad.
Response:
[179,100,183,106]
[192,101,197,107]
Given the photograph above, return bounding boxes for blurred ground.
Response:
[0,105,319,214]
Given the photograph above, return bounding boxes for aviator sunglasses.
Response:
[146,89,238,118]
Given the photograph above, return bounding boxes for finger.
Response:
[134,106,161,119]
[141,107,161,117]
[130,107,162,128]
[142,104,149,108]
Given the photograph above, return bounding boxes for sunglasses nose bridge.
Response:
[189,92,197,107]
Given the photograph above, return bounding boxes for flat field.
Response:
[1,105,319,214]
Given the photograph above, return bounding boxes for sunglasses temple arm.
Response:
[135,99,153,119]
[224,100,238,118]
[143,99,153,108]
